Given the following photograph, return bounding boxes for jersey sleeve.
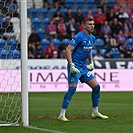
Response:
[69,34,81,48]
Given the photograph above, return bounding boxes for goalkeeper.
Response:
[58,18,108,121]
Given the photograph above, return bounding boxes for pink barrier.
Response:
[0,69,133,92]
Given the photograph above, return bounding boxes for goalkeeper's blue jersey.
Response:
[70,30,95,68]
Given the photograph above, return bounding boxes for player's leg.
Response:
[86,78,108,119]
[58,83,77,121]
[58,66,80,121]
[80,68,108,119]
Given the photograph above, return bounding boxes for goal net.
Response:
[0,0,28,126]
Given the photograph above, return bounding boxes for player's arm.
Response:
[87,51,94,71]
[65,44,74,64]
[88,51,93,61]
[65,44,80,74]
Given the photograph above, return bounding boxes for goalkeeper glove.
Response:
[69,63,80,74]
[87,60,94,71]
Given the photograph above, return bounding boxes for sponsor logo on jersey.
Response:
[83,46,93,50]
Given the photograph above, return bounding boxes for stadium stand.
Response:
[37,8,48,19]
[51,38,61,50]
[94,38,105,49]
[61,39,71,46]
[126,38,133,46]
[27,8,37,19]
[36,28,45,40]
[7,38,17,51]
[91,49,97,57]
[65,0,75,8]
[32,17,42,30]
[110,50,120,58]
[0,39,6,50]
[1,0,133,59]
[41,38,50,51]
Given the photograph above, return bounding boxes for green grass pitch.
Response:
[0,92,132,133]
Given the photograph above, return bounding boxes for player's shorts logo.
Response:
[87,71,91,77]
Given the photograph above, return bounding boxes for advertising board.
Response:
[0,59,132,69]
[0,69,132,92]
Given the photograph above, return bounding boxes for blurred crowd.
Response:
[0,0,133,59]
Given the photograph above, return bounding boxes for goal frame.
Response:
[21,0,29,126]
[0,0,29,126]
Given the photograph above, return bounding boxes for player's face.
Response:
[83,20,95,33]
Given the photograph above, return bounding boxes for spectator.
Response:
[93,49,104,60]
[46,19,58,40]
[67,17,79,39]
[58,0,66,8]
[97,0,108,14]
[52,50,58,59]
[118,41,132,58]
[53,0,59,8]
[28,42,35,59]
[123,18,133,36]
[108,34,117,49]
[94,8,106,35]
[113,0,122,13]
[28,29,41,43]
[130,9,133,26]
[120,53,124,58]
[57,17,69,40]
[63,8,74,26]
[116,7,129,24]
[58,43,66,59]
[100,20,111,38]
[131,51,133,58]
[129,29,133,38]
[110,18,123,37]
[53,9,63,24]
[2,16,16,40]
[74,8,84,26]
[45,42,57,59]
[78,23,83,32]
[104,50,114,58]
[84,9,94,19]
[116,30,126,45]
[34,42,43,59]
[106,7,116,25]
[43,0,48,9]
[43,0,61,9]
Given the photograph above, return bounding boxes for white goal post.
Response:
[20,0,29,126]
[0,0,29,126]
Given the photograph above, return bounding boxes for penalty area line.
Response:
[26,125,65,133]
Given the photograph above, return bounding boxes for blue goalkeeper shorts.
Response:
[67,65,95,84]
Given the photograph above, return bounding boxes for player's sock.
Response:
[62,86,76,109]
[59,108,66,117]
[92,107,98,114]
[92,84,100,109]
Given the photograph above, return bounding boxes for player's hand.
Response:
[87,60,94,71]
[69,63,80,74]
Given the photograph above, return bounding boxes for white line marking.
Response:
[26,125,65,133]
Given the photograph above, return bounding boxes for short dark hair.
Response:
[82,18,94,24]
